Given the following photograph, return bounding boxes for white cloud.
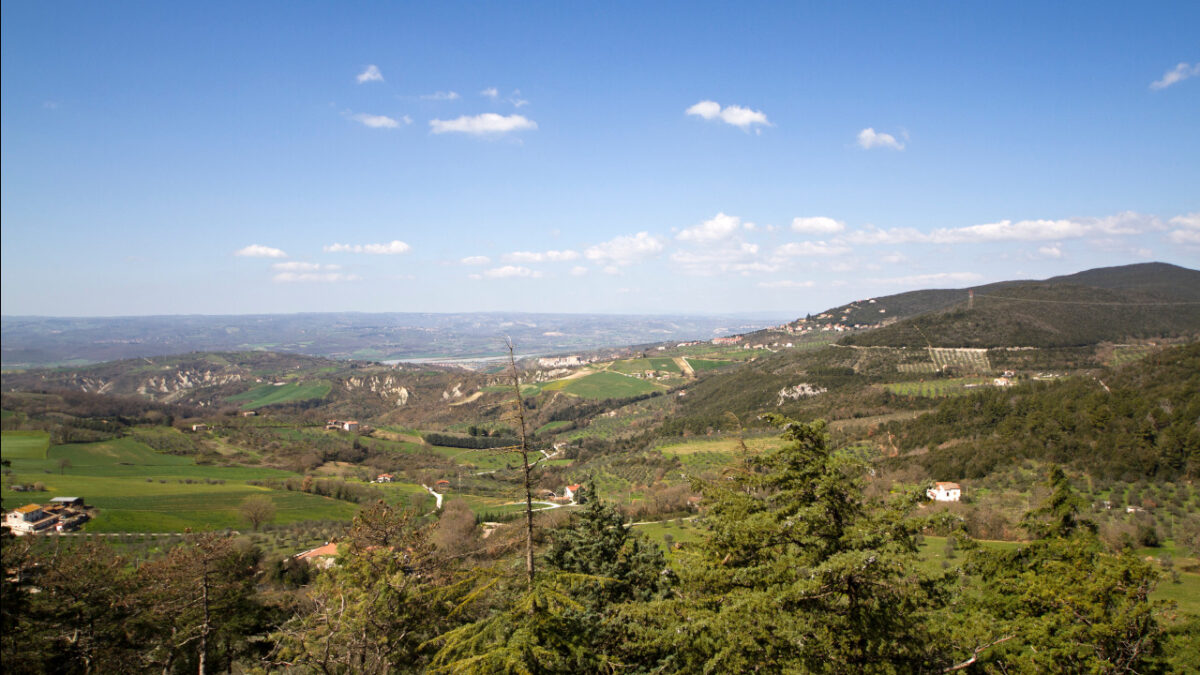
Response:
[775,241,851,257]
[584,232,665,266]
[503,249,579,263]
[235,244,287,258]
[1037,244,1064,259]
[482,265,541,279]
[602,266,621,275]
[461,255,491,265]
[933,218,1087,243]
[352,113,404,129]
[881,252,907,264]
[791,216,845,235]
[570,266,588,276]
[672,214,773,275]
[272,262,341,272]
[857,127,905,150]
[421,91,460,101]
[869,272,983,286]
[324,240,412,255]
[757,280,815,289]
[430,113,537,135]
[1167,212,1200,245]
[1150,62,1200,90]
[356,65,384,84]
[273,272,360,283]
[1169,213,1200,229]
[686,100,771,130]
[844,212,1159,246]
[842,226,928,245]
[480,87,499,99]
[676,212,746,243]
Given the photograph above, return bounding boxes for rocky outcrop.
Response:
[342,374,413,406]
[777,383,827,405]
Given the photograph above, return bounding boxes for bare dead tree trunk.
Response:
[198,563,209,675]
[505,339,536,588]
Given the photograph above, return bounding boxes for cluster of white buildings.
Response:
[4,497,89,536]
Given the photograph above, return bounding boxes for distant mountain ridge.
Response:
[833,262,1200,348]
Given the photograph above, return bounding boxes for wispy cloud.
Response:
[857,127,905,150]
[584,232,665,266]
[844,212,1158,245]
[234,244,287,258]
[570,266,588,276]
[272,262,341,272]
[686,100,771,131]
[503,250,579,263]
[460,255,491,265]
[351,113,407,129]
[421,91,460,101]
[1150,62,1200,90]
[791,216,845,235]
[757,280,815,289]
[430,113,537,135]
[324,240,412,254]
[273,271,360,283]
[480,87,499,99]
[868,272,983,286]
[1037,244,1064,259]
[356,65,384,84]
[1167,212,1200,244]
[476,265,542,279]
[775,241,851,257]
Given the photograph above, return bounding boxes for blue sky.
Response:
[2,1,1197,317]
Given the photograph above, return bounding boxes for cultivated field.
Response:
[1,432,357,532]
[555,371,664,399]
[227,381,332,409]
[882,377,994,398]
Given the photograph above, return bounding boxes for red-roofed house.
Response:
[563,484,583,501]
[295,542,340,568]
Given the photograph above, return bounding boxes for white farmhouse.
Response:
[927,482,962,502]
[5,504,56,536]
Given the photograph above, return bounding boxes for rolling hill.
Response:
[837,262,1200,348]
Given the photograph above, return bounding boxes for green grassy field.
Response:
[608,357,682,375]
[426,445,526,472]
[0,430,51,459]
[558,371,664,400]
[227,381,332,409]
[684,358,733,372]
[1108,345,1157,367]
[1,434,356,532]
[536,420,573,435]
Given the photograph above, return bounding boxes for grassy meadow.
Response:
[1,432,357,532]
[227,381,332,409]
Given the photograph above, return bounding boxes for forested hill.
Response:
[887,342,1200,481]
[839,262,1200,348]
